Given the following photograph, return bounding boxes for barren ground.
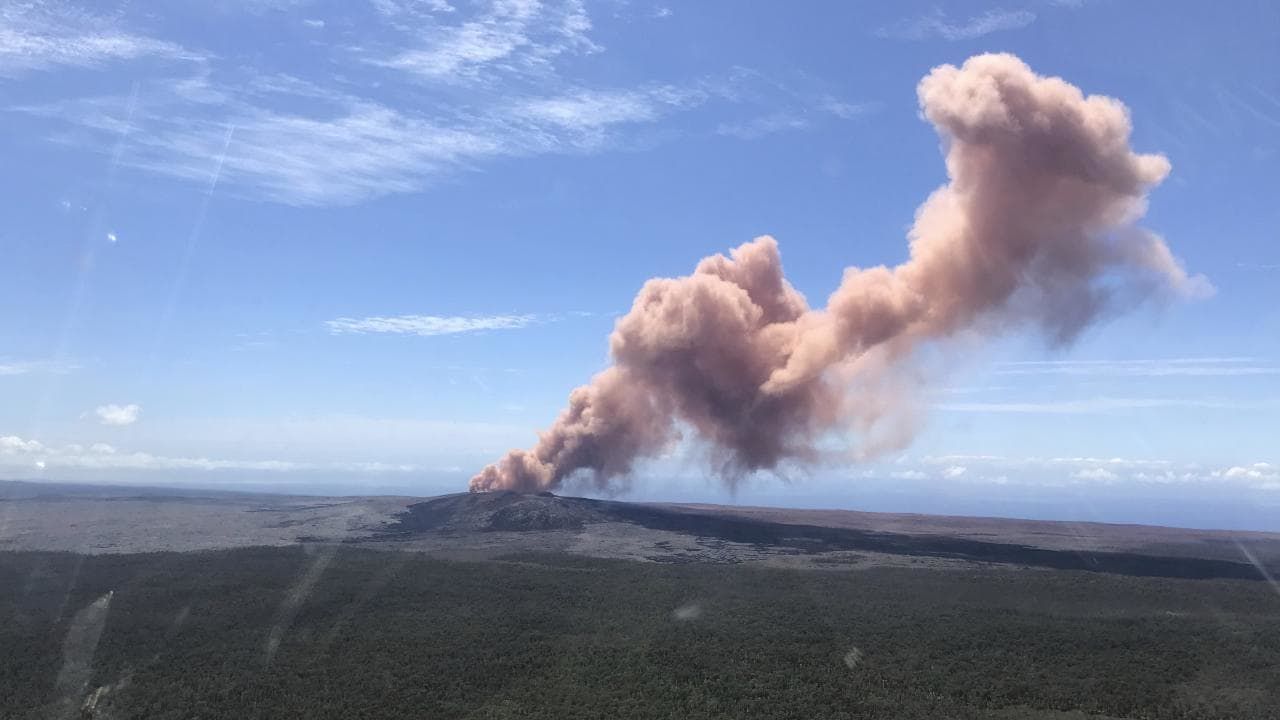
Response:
[2,480,1277,577]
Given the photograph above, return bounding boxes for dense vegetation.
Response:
[2,546,1278,719]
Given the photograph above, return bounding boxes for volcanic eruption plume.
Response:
[470,53,1208,494]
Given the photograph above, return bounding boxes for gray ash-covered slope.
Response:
[392,491,612,531]
[0,480,413,554]
[5,480,1275,581]
[388,491,1273,581]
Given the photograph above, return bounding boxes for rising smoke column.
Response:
[470,53,1208,494]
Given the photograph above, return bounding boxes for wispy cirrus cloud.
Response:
[716,98,878,140]
[938,396,1256,414]
[993,357,1280,377]
[23,65,745,205]
[373,0,598,83]
[23,85,513,205]
[12,1,876,205]
[517,84,704,140]
[325,313,540,337]
[820,97,879,120]
[0,358,77,376]
[0,1,195,76]
[716,112,810,140]
[371,0,457,22]
[876,8,1036,42]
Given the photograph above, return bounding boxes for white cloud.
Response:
[942,465,968,479]
[889,469,926,480]
[371,0,456,17]
[924,454,1179,471]
[368,0,458,31]
[717,112,810,140]
[518,85,699,134]
[0,358,77,376]
[1,435,46,453]
[1130,470,1201,484]
[877,8,1036,41]
[820,98,878,120]
[1046,456,1173,468]
[913,454,1280,491]
[717,96,878,140]
[1221,463,1277,481]
[23,72,724,205]
[325,313,539,337]
[374,0,598,83]
[5,1,654,205]
[302,18,325,28]
[14,2,871,205]
[0,2,194,75]
[106,231,118,243]
[94,404,141,426]
[89,97,505,206]
[1,414,530,482]
[0,433,420,473]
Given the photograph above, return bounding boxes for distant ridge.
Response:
[388,492,1273,582]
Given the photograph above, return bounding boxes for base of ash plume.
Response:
[390,490,610,532]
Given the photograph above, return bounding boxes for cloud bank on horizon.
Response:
[470,53,1211,494]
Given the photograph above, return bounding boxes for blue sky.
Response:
[2,1,1278,529]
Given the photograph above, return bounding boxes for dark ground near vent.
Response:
[386,492,1271,581]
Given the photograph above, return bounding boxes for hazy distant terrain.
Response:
[3,480,1280,719]
[3,481,1278,578]
[0,480,411,554]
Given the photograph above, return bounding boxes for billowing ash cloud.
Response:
[470,53,1209,494]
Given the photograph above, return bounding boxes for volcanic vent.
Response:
[393,491,611,532]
